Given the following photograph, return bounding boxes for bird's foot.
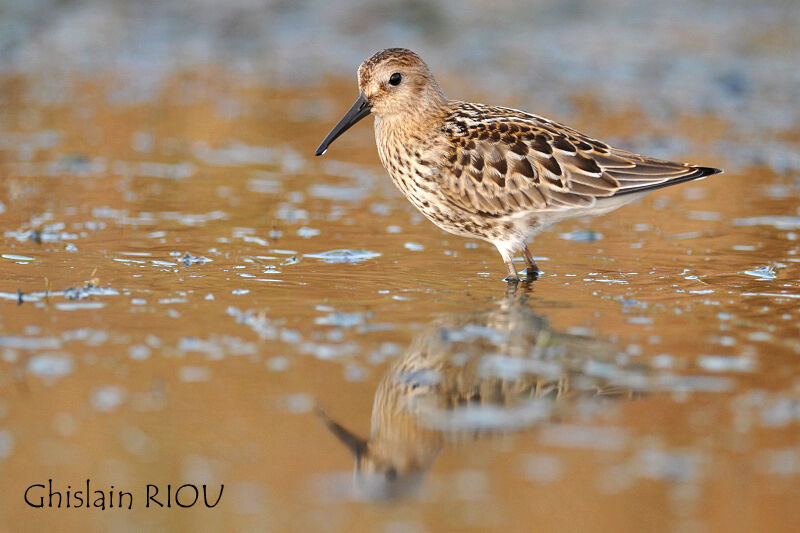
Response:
[522,246,540,278]
[504,256,540,283]
[503,260,521,284]
[522,267,540,280]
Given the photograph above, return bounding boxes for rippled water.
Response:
[2,2,800,532]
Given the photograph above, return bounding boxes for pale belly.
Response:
[386,165,529,245]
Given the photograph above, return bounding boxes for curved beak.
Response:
[315,93,371,156]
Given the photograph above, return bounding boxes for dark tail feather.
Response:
[614,166,722,197]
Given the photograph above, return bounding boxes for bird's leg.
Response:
[523,245,540,278]
[504,260,520,283]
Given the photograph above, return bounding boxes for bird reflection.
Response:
[319,288,633,499]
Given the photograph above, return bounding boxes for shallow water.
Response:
[2,3,800,530]
[1,69,798,532]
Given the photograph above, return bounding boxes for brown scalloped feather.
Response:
[437,102,722,216]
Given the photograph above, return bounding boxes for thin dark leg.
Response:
[523,245,540,277]
[504,260,520,283]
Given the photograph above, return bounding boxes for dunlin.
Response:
[316,48,721,282]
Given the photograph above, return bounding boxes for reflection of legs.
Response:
[523,245,540,275]
[504,278,520,298]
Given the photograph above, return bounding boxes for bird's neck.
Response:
[374,99,451,148]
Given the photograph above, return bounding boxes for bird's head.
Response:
[315,48,445,156]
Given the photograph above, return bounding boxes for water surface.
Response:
[2,3,800,530]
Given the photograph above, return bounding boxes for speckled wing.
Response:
[437,104,721,216]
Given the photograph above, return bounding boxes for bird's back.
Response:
[434,100,720,219]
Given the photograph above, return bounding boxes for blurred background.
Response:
[2,1,800,532]
[3,0,800,147]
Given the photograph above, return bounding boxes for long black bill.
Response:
[315,93,371,156]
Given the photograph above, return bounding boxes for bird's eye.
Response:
[389,73,402,86]
[385,467,398,482]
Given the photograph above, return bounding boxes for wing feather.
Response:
[437,103,721,216]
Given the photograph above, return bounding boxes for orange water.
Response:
[1,72,799,532]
